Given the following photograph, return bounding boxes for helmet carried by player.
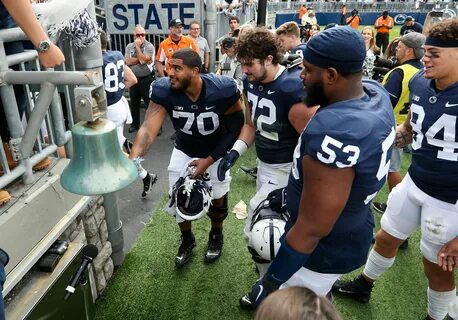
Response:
[248,199,289,263]
[170,160,213,221]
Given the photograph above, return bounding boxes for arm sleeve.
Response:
[210,110,244,161]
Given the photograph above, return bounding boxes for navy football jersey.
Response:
[150,73,240,158]
[243,67,306,164]
[102,50,126,106]
[408,70,458,204]
[290,43,307,59]
[286,80,396,274]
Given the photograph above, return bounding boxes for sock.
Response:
[139,167,147,179]
[210,227,222,235]
[428,287,456,320]
[181,229,194,242]
[363,249,395,281]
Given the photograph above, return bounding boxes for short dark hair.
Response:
[189,20,200,27]
[222,37,236,50]
[236,27,282,65]
[171,48,202,72]
[229,16,240,24]
[100,29,108,50]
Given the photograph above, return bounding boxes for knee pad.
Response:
[208,194,228,223]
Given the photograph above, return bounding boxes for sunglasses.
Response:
[135,33,146,37]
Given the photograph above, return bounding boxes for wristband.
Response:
[232,139,249,156]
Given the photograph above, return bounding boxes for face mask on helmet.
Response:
[248,199,289,263]
[172,173,212,221]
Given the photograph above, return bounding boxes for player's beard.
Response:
[251,65,268,83]
[171,76,191,92]
[304,80,329,107]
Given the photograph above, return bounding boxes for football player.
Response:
[332,18,458,320]
[100,30,157,198]
[217,27,316,276]
[129,48,244,267]
[239,26,396,309]
[275,21,307,59]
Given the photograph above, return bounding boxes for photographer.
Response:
[372,37,400,82]
[346,9,361,30]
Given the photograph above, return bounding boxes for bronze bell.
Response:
[61,119,137,195]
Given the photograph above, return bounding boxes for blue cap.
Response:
[303,26,366,74]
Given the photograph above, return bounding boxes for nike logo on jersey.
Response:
[205,106,215,110]
[445,102,458,108]
[267,180,277,185]
[267,90,275,94]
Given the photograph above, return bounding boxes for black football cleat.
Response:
[331,275,374,304]
[142,172,157,197]
[175,235,196,268]
[239,293,255,310]
[204,232,223,263]
[372,202,387,214]
[240,166,257,179]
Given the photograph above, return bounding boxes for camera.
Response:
[372,55,398,82]
[430,10,444,18]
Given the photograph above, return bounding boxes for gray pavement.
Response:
[117,110,175,252]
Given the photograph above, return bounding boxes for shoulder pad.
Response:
[204,74,238,99]
[279,70,304,94]
[151,77,170,100]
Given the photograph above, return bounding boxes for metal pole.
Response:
[20,82,55,159]
[257,0,268,26]
[2,70,100,86]
[102,192,124,266]
[205,0,217,73]
[49,89,68,147]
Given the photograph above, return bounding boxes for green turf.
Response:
[95,148,457,320]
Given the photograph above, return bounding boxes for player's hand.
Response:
[239,279,268,310]
[189,157,214,178]
[437,238,458,272]
[217,150,239,181]
[394,123,413,148]
[38,44,65,68]
[267,187,288,213]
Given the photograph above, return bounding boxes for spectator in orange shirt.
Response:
[374,11,394,55]
[346,9,361,30]
[155,18,198,77]
[299,5,307,20]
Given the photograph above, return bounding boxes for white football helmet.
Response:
[249,199,289,262]
[171,160,212,221]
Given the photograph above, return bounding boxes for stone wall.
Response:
[58,196,113,295]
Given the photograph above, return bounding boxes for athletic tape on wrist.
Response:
[232,139,249,156]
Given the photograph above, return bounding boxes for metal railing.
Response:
[266,0,457,12]
[0,28,101,210]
